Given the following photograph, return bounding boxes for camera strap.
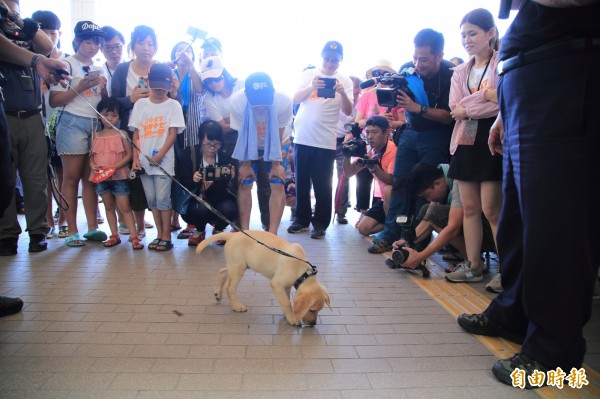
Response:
[62,81,318,271]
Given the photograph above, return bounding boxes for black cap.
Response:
[32,10,61,30]
[74,21,105,38]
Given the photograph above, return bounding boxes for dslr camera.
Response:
[361,72,415,108]
[198,165,233,181]
[390,214,430,277]
[342,122,367,158]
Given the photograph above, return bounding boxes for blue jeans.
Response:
[376,126,451,243]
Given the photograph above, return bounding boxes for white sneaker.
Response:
[445,261,483,283]
[486,272,503,293]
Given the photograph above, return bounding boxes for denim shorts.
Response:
[55,111,99,155]
[140,174,172,210]
[96,179,130,197]
[240,160,285,186]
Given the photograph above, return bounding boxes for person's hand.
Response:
[484,88,498,104]
[97,75,107,91]
[450,103,468,120]
[311,76,325,90]
[193,170,202,182]
[131,85,150,103]
[269,163,286,182]
[238,163,254,184]
[382,111,395,122]
[400,247,422,269]
[131,159,141,171]
[36,57,70,86]
[177,51,195,70]
[391,239,406,250]
[334,80,345,95]
[150,153,163,166]
[396,89,419,113]
[90,161,99,173]
[488,115,504,156]
[75,74,101,93]
[343,132,354,142]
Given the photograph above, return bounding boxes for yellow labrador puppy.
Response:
[196,230,330,325]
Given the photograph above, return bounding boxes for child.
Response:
[90,98,142,250]
[130,63,185,252]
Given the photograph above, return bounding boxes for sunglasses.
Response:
[371,70,389,78]
[204,75,224,85]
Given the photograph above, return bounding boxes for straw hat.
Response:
[365,60,396,79]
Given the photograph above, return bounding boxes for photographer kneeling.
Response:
[343,116,396,236]
[389,163,464,271]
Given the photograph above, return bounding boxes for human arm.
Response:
[396,89,454,124]
[49,73,103,108]
[178,53,203,93]
[488,114,504,155]
[293,74,322,104]
[151,127,178,165]
[115,134,133,170]
[131,129,141,170]
[336,79,353,116]
[400,206,464,269]
[369,164,393,185]
[342,155,362,178]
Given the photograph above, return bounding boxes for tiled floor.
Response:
[0,203,598,398]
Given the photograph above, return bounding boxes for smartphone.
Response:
[87,70,101,79]
[317,78,336,98]
[138,77,148,90]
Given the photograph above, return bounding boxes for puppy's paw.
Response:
[231,303,248,312]
[214,292,221,301]
[285,315,301,326]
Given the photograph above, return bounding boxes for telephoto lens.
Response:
[392,248,410,265]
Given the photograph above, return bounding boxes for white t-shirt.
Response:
[128,98,185,175]
[50,55,103,118]
[293,69,353,150]
[229,91,293,149]
[203,79,244,122]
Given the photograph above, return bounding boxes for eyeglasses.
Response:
[103,44,123,52]
[202,143,222,149]
[371,70,389,78]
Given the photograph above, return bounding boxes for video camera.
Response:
[342,122,367,158]
[360,72,415,108]
[198,165,234,181]
[390,212,430,277]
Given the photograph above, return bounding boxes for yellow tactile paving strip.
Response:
[377,247,600,398]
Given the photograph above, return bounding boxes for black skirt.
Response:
[448,117,502,182]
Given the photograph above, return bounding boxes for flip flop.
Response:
[148,238,161,250]
[118,224,130,235]
[65,233,85,247]
[155,240,173,252]
[58,225,69,238]
[83,229,108,242]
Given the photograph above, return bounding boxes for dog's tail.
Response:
[195,232,235,254]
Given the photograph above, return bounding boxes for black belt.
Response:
[497,37,600,75]
[337,137,345,143]
[5,109,41,119]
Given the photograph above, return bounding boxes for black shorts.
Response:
[364,198,385,224]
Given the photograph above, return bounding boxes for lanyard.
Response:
[466,57,491,93]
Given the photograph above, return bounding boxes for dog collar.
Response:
[293,267,318,290]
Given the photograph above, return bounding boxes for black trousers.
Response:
[0,103,15,218]
[294,143,335,229]
[484,48,599,369]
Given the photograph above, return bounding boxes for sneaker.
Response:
[0,296,24,317]
[0,237,18,256]
[336,214,348,224]
[457,313,524,344]
[445,261,483,283]
[287,222,309,234]
[188,230,205,246]
[486,272,503,293]
[368,238,392,254]
[492,352,549,389]
[28,234,48,253]
[310,227,326,239]
[53,208,59,223]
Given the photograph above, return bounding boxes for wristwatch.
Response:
[418,105,428,116]
[30,54,43,69]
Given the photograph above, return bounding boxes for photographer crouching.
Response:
[388,163,465,277]
[343,116,396,236]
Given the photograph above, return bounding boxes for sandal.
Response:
[118,224,130,235]
[83,229,107,242]
[144,220,154,229]
[155,240,173,252]
[58,225,69,238]
[148,238,161,250]
[367,238,392,254]
[103,234,121,247]
[177,225,195,239]
[46,227,56,239]
[130,236,144,250]
[65,233,85,247]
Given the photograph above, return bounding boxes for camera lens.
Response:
[392,248,410,265]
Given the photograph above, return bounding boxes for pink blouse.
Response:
[89,133,130,181]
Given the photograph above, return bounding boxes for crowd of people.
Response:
[0,0,598,389]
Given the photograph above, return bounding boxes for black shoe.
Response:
[386,258,430,278]
[0,296,24,317]
[385,258,397,269]
[28,234,48,253]
[0,237,18,256]
[336,214,348,224]
[310,227,326,239]
[287,222,309,234]
[457,313,524,344]
[492,352,550,389]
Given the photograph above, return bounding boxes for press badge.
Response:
[459,119,478,145]
[19,73,34,91]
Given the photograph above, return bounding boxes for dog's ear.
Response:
[324,291,332,311]
[292,291,313,320]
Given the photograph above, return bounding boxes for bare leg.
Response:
[60,154,87,235]
[134,210,146,236]
[237,182,253,231]
[115,195,137,239]
[268,183,285,235]
[101,192,118,237]
[480,180,502,251]
[357,215,383,236]
[458,180,483,269]
[80,157,99,232]
[159,210,171,241]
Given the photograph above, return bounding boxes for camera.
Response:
[355,158,378,167]
[342,122,367,158]
[129,167,145,180]
[361,72,415,108]
[199,165,233,181]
